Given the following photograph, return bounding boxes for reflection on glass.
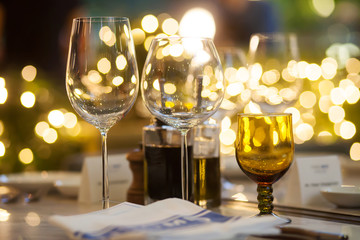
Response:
[247,33,302,112]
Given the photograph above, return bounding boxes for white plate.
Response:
[320,186,360,208]
[54,177,80,197]
[0,171,80,194]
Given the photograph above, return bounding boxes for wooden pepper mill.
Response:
[126,146,144,205]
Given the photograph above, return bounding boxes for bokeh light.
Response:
[20,91,36,108]
[142,15,159,33]
[18,148,34,164]
[179,8,216,39]
[21,65,37,82]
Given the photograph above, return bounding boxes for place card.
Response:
[283,154,342,206]
[78,154,132,204]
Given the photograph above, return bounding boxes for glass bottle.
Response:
[143,118,193,204]
[193,121,221,208]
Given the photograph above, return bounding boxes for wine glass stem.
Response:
[101,130,110,209]
[257,184,274,215]
[180,130,190,201]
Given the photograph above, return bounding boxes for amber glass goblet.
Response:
[235,113,293,220]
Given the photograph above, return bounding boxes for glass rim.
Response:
[73,16,130,22]
[152,36,213,41]
[237,112,292,117]
[250,32,297,40]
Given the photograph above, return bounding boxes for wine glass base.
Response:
[256,212,292,224]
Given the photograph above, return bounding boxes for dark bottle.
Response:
[143,118,193,204]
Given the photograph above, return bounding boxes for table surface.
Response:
[1,153,360,240]
[0,192,360,240]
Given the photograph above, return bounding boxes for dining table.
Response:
[0,153,359,240]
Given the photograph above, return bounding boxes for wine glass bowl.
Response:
[141,36,224,200]
[142,37,224,130]
[247,33,302,112]
[235,113,293,217]
[66,17,139,208]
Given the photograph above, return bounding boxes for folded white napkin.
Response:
[49,198,286,240]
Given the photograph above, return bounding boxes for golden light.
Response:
[20,91,36,108]
[221,145,234,155]
[131,75,137,84]
[88,70,102,84]
[97,58,111,74]
[345,85,360,104]
[330,87,346,105]
[340,121,356,139]
[339,79,354,89]
[318,80,334,96]
[262,70,280,85]
[220,129,236,146]
[248,63,262,89]
[305,63,322,81]
[18,148,34,164]
[221,116,231,129]
[0,120,3,136]
[162,18,179,35]
[35,121,50,137]
[132,28,146,45]
[284,107,300,124]
[25,212,41,227]
[169,43,184,57]
[321,57,337,79]
[346,58,360,74]
[144,36,155,51]
[0,208,10,222]
[116,55,127,70]
[226,82,244,96]
[299,91,317,109]
[99,26,116,46]
[237,67,250,83]
[317,131,334,145]
[319,95,332,113]
[112,76,124,86]
[295,123,314,141]
[153,79,160,91]
[21,65,37,82]
[232,192,248,202]
[142,15,159,33]
[0,141,5,157]
[350,142,360,161]
[244,101,262,114]
[63,112,78,128]
[43,128,58,144]
[179,8,216,39]
[328,106,345,123]
[0,87,7,104]
[312,0,335,18]
[66,123,81,137]
[48,110,65,127]
[297,61,309,78]
[164,83,176,94]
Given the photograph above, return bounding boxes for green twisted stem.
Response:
[257,184,274,215]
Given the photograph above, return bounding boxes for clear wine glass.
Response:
[235,113,294,222]
[217,47,249,119]
[247,33,302,112]
[141,36,224,201]
[66,17,139,209]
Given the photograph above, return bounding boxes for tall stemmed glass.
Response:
[141,37,224,201]
[235,113,293,220]
[247,33,302,112]
[66,17,139,209]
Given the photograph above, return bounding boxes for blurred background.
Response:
[0,0,360,173]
